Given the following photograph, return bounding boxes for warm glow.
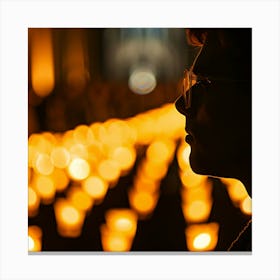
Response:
[34,153,54,175]
[193,233,211,249]
[104,119,126,146]
[177,142,191,170]
[50,146,70,168]
[61,206,80,225]
[67,187,93,212]
[73,125,90,144]
[67,158,90,180]
[222,178,248,203]
[33,175,56,204]
[97,159,121,184]
[82,175,108,201]
[182,199,212,223]
[28,167,32,183]
[240,196,252,215]
[157,104,185,139]
[69,143,88,159]
[28,226,42,252]
[130,114,156,145]
[30,28,55,97]
[179,169,207,189]
[106,119,137,146]
[141,160,169,181]
[28,145,38,168]
[28,236,35,251]
[29,133,52,154]
[54,199,85,237]
[28,187,40,217]
[129,190,158,217]
[61,130,75,149]
[185,223,219,251]
[134,175,160,193]
[51,168,70,192]
[181,182,212,203]
[146,139,175,164]
[64,29,89,92]
[100,225,132,252]
[110,146,136,172]
[105,209,137,238]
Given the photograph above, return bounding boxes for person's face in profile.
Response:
[176,30,251,189]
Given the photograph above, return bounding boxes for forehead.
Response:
[192,29,251,80]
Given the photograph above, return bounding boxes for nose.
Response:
[175,94,187,115]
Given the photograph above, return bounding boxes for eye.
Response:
[197,77,211,87]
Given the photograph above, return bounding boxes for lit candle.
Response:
[54,199,85,237]
[28,187,40,217]
[100,224,132,252]
[30,28,55,97]
[185,223,219,251]
[28,225,42,252]
[105,208,137,238]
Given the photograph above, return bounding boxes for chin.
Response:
[189,151,228,178]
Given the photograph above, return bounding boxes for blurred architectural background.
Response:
[28,28,251,252]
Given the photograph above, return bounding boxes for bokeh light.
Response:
[54,199,85,237]
[82,175,109,202]
[67,158,90,181]
[28,225,42,252]
[185,223,219,251]
[30,28,55,97]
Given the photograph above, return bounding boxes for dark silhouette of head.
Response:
[176,28,252,196]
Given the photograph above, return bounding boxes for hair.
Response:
[186,29,207,46]
[186,28,251,49]
[186,28,252,80]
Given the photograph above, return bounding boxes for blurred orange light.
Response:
[111,146,136,172]
[182,199,212,223]
[179,169,207,189]
[82,175,108,201]
[193,233,212,250]
[73,124,90,145]
[100,224,132,252]
[28,225,42,252]
[185,223,219,252]
[50,146,70,168]
[97,159,121,184]
[105,209,137,238]
[67,187,93,212]
[240,196,252,215]
[51,168,70,192]
[132,115,156,145]
[181,182,212,203]
[129,190,158,218]
[30,28,55,97]
[54,199,85,237]
[33,174,56,204]
[222,178,248,204]
[177,142,191,170]
[28,187,40,217]
[67,158,90,181]
[134,175,160,193]
[141,160,168,181]
[146,139,175,164]
[69,143,88,159]
[34,153,54,175]
[64,29,89,92]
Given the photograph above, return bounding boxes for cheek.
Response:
[195,101,241,147]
